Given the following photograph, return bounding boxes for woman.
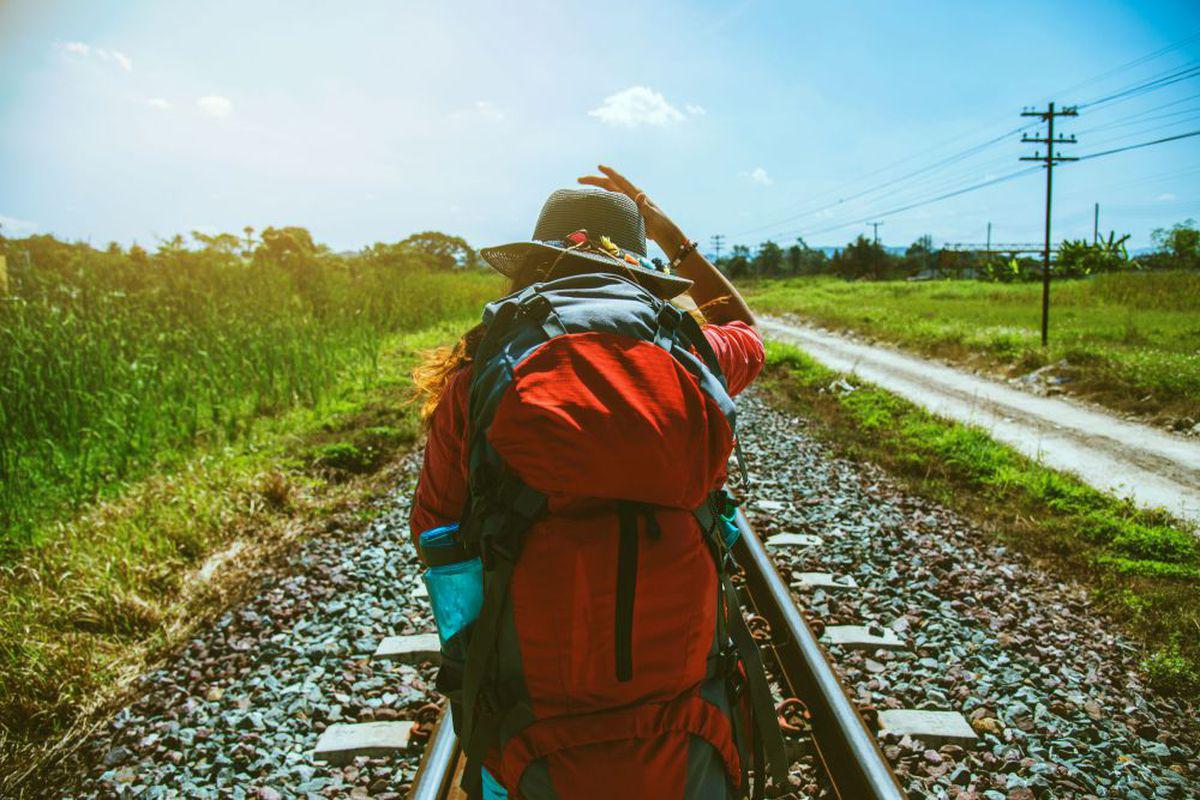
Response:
[410,167,778,800]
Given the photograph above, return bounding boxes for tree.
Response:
[192,230,243,256]
[723,245,751,278]
[398,231,480,271]
[785,237,827,276]
[1056,231,1130,278]
[831,235,887,280]
[1150,219,1199,270]
[904,235,935,277]
[253,226,322,269]
[752,240,783,277]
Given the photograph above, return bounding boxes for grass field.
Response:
[745,272,1200,425]
[762,341,1200,698]
[0,236,499,553]
[0,233,501,787]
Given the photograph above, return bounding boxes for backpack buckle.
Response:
[653,304,682,350]
[517,292,552,321]
[722,647,745,697]
[478,512,514,570]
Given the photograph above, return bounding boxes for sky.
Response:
[1,0,1198,255]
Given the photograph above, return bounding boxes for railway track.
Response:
[404,510,906,799]
[70,395,1198,798]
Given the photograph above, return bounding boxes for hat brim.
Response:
[480,241,693,299]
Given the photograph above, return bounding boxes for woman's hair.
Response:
[410,255,720,424]
[411,259,545,422]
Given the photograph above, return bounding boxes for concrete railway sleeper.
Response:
[398,511,909,799]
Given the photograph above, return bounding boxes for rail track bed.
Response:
[69,393,1199,799]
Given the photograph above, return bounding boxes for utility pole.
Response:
[710,234,725,261]
[1020,101,1078,347]
[867,222,884,279]
[1093,203,1100,245]
[986,222,992,257]
[868,222,883,245]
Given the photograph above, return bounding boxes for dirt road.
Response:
[760,316,1200,526]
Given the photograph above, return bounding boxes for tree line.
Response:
[716,218,1200,282]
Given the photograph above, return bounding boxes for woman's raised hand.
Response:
[577,165,685,253]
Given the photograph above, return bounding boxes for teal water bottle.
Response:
[416,524,506,798]
[417,523,484,644]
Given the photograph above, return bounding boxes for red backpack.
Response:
[443,271,787,799]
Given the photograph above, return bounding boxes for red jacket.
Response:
[410,321,765,540]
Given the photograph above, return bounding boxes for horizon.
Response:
[1,1,1198,255]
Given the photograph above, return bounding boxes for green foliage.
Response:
[1149,218,1200,270]
[0,316,479,788]
[1056,231,1131,278]
[831,234,888,280]
[1143,641,1200,694]
[745,273,1200,421]
[762,340,1200,699]
[0,230,500,553]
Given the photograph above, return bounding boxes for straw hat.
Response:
[479,188,693,298]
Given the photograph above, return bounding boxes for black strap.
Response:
[678,312,752,489]
[677,310,728,391]
[695,491,788,798]
[458,475,546,796]
[721,570,789,797]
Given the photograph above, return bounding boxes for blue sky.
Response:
[1,0,1198,254]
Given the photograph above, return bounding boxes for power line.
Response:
[1075,128,1200,161]
[1076,96,1200,134]
[1078,63,1200,111]
[1049,30,1200,100]
[792,167,1041,239]
[729,124,1031,240]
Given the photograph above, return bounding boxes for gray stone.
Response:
[821,624,906,651]
[877,710,979,748]
[312,721,416,766]
[791,572,858,590]
[373,633,440,663]
[765,533,822,548]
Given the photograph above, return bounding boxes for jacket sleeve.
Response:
[409,367,472,544]
[701,320,766,397]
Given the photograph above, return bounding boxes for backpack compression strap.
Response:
[695,493,790,799]
[458,470,546,797]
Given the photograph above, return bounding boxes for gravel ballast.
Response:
[66,391,1199,799]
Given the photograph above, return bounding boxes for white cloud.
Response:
[0,213,38,235]
[56,41,132,71]
[1157,192,1177,202]
[685,103,707,116]
[740,166,773,186]
[110,51,133,72]
[473,100,504,121]
[147,97,171,110]
[197,95,233,117]
[588,86,685,128]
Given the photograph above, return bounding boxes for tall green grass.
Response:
[0,234,500,553]
[745,272,1200,420]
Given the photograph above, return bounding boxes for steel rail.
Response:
[407,707,461,800]
[733,511,905,800]
[407,515,905,799]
